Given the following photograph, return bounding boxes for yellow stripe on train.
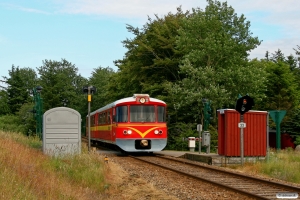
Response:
[90,125,112,131]
[127,127,158,138]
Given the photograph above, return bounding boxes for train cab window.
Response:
[157,106,166,122]
[116,106,128,122]
[130,105,155,122]
[98,113,102,124]
[92,116,95,125]
[107,111,111,123]
[103,112,107,124]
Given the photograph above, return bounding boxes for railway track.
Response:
[130,154,300,200]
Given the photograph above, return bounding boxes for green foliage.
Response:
[166,122,197,151]
[88,66,115,111]
[263,61,299,111]
[0,115,24,133]
[17,102,36,136]
[208,125,218,152]
[111,7,188,98]
[37,59,88,114]
[3,66,37,114]
[284,108,300,145]
[177,0,261,67]
[37,59,86,111]
[167,1,266,123]
[0,90,10,115]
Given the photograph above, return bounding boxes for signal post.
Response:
[82,86,97,152]
[235,95,254,166]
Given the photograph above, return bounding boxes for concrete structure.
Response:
[156,150,265,166]
[43,107,81,157]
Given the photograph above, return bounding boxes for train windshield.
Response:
[130,105,155,122]
[157,106,166,122]
[116,106,128,122]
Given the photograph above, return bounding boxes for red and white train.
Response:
[87,94,167,152]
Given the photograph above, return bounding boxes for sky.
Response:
[0,0,299,82]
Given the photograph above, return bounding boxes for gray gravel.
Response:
[110,155,255,200]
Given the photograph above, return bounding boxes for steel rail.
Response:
[156,154,300,193]
[130,155,300,200]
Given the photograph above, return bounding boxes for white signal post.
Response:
[197,124,202,154]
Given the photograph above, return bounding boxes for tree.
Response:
[0,90,10,115]
[283,108,300,146]
[263,61,299,111]
[270,49,286,63]
[3,66,37,114]
[112,7,189,97]
[37,59,88,112]
[167,0,265,123]
[17,102,36,136]
[88,66,115,111]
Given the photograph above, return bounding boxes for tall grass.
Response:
[0,130,110,199]
[260,149,300,183]
[238,148,300,184]
[0,130,179,200]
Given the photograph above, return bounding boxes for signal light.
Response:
[235,95,254,115]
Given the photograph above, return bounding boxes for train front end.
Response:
[114,94,167,152]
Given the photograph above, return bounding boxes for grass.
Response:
[233,148,300,184]
[0,130,116,199]
[0,130,178,200]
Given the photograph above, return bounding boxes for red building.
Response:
[218,109,267,156]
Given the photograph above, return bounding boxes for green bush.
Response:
[166,122,197,151]
[0,115,24,133]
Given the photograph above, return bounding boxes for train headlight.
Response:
[159,130,163,134]
[154,130,159,134]
[139,97,146,104]
[140,140,148,147]
[123,130,127,134]
[127,130,132,134]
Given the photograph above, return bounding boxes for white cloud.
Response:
[53,0,300,57]
[53,0,300,35]
[1,3,51,14]
[227,0,300,36]
[53,0,206,19]
[250,37,298,59]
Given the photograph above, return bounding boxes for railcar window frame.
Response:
[157,106,166,122]
[107,111,111,124]
[129,105,155,123]
[116,106,128,122]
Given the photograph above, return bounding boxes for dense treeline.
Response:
[1,0,300,149]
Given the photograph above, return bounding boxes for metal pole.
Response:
[267,112,269,162]
[33,89,38,137]
[240,114,244,166]
[198,124,202,154]
[275,111,281,150]
[88,87,91,152]
[37,93,41,139]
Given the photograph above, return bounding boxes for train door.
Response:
[112,107,117,142]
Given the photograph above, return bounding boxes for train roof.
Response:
[90,94,166,115]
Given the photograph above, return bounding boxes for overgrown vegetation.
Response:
[233,148,300,184]
[0,130,109,199]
